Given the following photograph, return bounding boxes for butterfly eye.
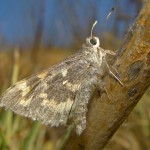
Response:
[90,38,97,45]
[85,36,100,48]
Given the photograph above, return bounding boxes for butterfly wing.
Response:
[0,53,94,128]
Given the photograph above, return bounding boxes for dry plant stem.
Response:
[64,2,150,150]
[5,48,20,139]
[11,47,20,85]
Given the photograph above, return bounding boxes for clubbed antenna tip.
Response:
[106,7,115,21]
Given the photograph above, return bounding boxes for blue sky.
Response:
[0,0,140,47]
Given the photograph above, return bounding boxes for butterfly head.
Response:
[84,20,100,48]
[85,36,100,48]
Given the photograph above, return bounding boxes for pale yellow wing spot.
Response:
[66,82,79,92]
[19,97,32,106]
[61,69,68,77]
[37,72,48,79]
[63,80,68,85]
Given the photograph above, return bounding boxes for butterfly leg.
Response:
[97,80,111,100]
[105,60,123,86]
[105,50,116,56]
[104,49,123,85]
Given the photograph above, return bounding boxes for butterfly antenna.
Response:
[101,7,115,27]
[90,8,115,37]
[91,20,97,37]
[106,7,115,21]
[100,7,116,38]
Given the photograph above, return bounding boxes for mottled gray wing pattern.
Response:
[0,52,94,129]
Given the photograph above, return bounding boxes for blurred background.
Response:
[0,0,149,150]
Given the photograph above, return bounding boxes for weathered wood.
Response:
[64,1,150,150]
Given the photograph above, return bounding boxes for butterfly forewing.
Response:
[0,52,93,128]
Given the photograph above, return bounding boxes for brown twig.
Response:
[64,1,150,150]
